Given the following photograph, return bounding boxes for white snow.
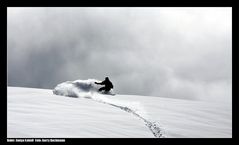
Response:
[7,87,152,138]
[7,80,232,138]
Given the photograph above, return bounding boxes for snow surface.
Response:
[8,79,232,138]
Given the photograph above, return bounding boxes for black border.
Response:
[1,0,238,144]
[0,0,7,143]
[232,3,238,143]
[4,0,235,7]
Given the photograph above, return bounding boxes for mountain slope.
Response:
[7,87,231,138]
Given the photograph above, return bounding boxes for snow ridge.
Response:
[53,79,165,138]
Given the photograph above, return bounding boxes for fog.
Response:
[7,7,232,102]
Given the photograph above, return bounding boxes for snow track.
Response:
[102,100,164,138]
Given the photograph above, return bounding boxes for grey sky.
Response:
[7,7,232,102]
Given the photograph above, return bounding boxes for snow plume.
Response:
[53,79,165,138]
[53,79,100,98]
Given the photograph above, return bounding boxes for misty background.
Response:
[7,7,232,102]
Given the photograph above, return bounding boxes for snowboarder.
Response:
[95,77,113,93]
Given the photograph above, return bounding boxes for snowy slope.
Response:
[7,87,152,138]
[7,81,231,138]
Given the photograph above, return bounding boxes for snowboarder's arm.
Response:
[95,81,104,85]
